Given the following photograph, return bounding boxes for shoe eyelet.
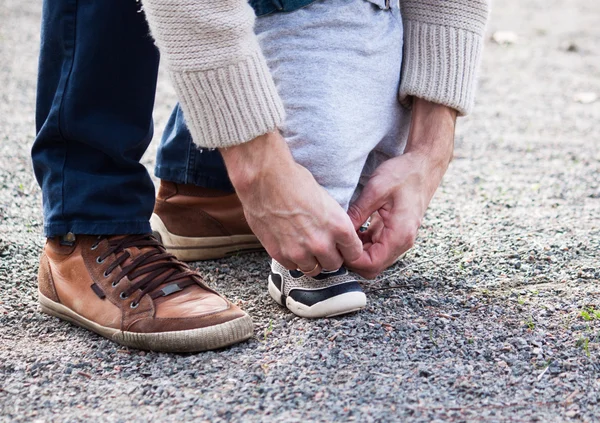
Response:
[119,292,129,300]
[130,301,139,309]
[96,257,104,264]
[111,280,119,287]
[103,271,110,278]
[90,243,98,250]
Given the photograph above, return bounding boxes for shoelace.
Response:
[92,234,201,308]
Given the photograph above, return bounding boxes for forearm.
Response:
[142,0,284,149]
[404,98,457,174]
[219,131,295,192]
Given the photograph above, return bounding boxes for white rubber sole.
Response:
[150,214,263,261]
[39,291,254,352]
[268,276,366,319]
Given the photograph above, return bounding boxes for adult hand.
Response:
[346,98,457,279]
[220,131,364,276]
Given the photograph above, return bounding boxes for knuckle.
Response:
[330,219,347,232]
[337,222,358,240]
[346,205,362,224]
[280,247,301,263]
[289,253,306,266]
[406,226,419,247]
[397,222,419,250]
[331,259,344,270]
[270,248,284,262]
[311,241,331,258]
[369,183,386,200]
[322,255,343,270]
[402,233,416,250]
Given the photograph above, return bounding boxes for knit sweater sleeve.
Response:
[142,0,285,149]
[399,0,490,116]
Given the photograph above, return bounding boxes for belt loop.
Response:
[271,0,284,11]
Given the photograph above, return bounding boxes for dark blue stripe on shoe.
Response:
[288,282,363,307]
[270,272,286,304]
[270,272,283,290]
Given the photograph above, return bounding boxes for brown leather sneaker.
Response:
[38,234,253,352]
[151,181,263,261]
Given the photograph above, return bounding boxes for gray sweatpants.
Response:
[255,0,409,209]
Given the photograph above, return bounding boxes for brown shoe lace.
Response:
[92,234,204,308]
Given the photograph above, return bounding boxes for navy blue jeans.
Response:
[32,0,231,237]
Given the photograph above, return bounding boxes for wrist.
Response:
[404,97,456,165]
[401,151,449,179]
[219,130,294,193]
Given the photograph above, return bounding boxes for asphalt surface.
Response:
[1,0,599,421]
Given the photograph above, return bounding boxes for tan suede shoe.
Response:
[38,234,253,352]
[151,181,263,261]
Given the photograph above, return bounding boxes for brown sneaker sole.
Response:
[39,291,254,353]
[150,214,264,261]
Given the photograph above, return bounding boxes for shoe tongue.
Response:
[120,242,192,296]
[122,245,159,268]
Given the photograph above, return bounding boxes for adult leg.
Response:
[32,0,159,236]
[32,0,253,351]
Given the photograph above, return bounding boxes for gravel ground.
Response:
[1,0,599,422]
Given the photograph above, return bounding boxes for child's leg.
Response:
[255,0,406,210]
[256,0,408,319]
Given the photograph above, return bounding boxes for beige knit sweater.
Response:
[142,0,489,149]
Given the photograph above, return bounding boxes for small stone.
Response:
[573,92,597,104]
[561,41,579,52]
[418,368,433,378]
[492,30,518,45]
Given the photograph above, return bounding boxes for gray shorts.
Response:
[255,0,408,209]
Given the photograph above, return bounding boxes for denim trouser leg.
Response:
[155,105,234,193]
[32,0,160,237]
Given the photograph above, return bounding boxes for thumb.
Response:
[347,184,384,231]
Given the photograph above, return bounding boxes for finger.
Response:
[347,183,386,230]
[369,211,384,231]
[336,236,363,264]
[259,237,298,270]
[275,256,300,271]
[354,220,417,275]
[345,250,378,279]
[334,223,364,263]
[358,214,384,245]
[347,240,390,276]
[313,248,344,273]
[261,237,300,270]
[345,214,403,276]
[296,259,322,277]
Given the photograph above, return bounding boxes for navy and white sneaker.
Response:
[268,259,366,318]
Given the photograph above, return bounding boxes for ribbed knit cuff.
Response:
[399,21,484,116]
[170,50,285,149]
